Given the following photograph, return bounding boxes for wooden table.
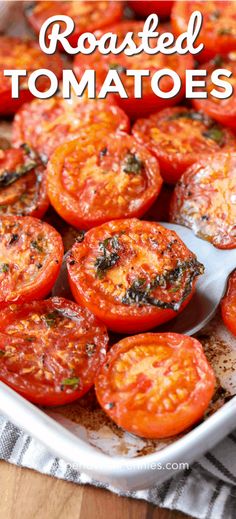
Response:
[0,460,191,519]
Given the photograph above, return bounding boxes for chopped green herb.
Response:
[43,311,60,328]
[94,234,121,278]
[31,240,43,253]
[24,336,35,342]
[211,55,223,67]
[9,234,19,245]
[106,402,115,409]
[209,10,221,21]
[75,231,85,243]
[0,350,5,357]
[0,162,37,188]
[122,153,144,174]
[202,127,225,146]
[109,63,127,73]
[0,263,9,274]
[168,111,206,123]
[61,377,80,389]
[86,343,96,356]
[218,28,232,36]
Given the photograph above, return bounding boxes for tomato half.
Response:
[170,151,236,249]
[0,215,63,307]
[25,1,123,48]
[221,271,236,337]
[0,36,62,115]
[13,95,129,163]
[192,55,236,130]
[172,1,236,62]
[132,107,236,184]
[73,21,193,118]
[128,1,174,18]
[95,332,215,438]
[0,297,108,406]
[67,219,204,333]
[0,145,49,218]
[47,132,163,229]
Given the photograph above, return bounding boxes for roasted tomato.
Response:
[95,332,215,438]
[0,145,49,218]
[0,297,108,406]
[128,1,174,18]
[25,1,123,48]
[0,215,63,307]
[47,132,163,229]
[172,1,236,62]
[74,21,193,118]
[192,55,236,130]
[221,271,236,336]
[67,219,204,333]
[13,95,129,164]
[0,36,62,115]
[132,107,236,184]
[170,152,236,249]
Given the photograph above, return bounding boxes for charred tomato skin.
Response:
[67,218,204,334]
[95,332,216,438]
[221,271,236,336]
[46,132,163,229]
[132,107,236,184]
[0,297,109,406]
[0,215,64,307]
[170,151,236,249]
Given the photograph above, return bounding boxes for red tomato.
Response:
[132,107,236,184]
[192,55,236,130]
[95,332,216,438]
[0,36,62,115]
[128,1,174,18]
[74,21,193,118]
[0,297,109,406]
[13,95,129,163]
[170,152,236,249]
[221,271,236,337]
[67,219,204,333]
[0,215,63,307]
[47,132,163,229]
[0,145,49,218]
[25,1,123,48]
[172,1,236,62]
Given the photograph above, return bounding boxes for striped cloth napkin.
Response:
[0,414,236,519]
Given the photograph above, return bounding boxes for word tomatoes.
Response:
[67,219,204,334]
[95,332,215,438]
[0,297,108,406]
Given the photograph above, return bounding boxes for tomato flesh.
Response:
[128,1,174,18]
[170,151,236,249]
[132,107,236,184]
[67,219,204,333]
[95,332,216,438]
[47,132,163,229]
[0,215,63,306]
[0,146,49,218]
[0,298,108,406]
[221,271,236,336]
[13,95,129,163]
[0,36,62,115]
